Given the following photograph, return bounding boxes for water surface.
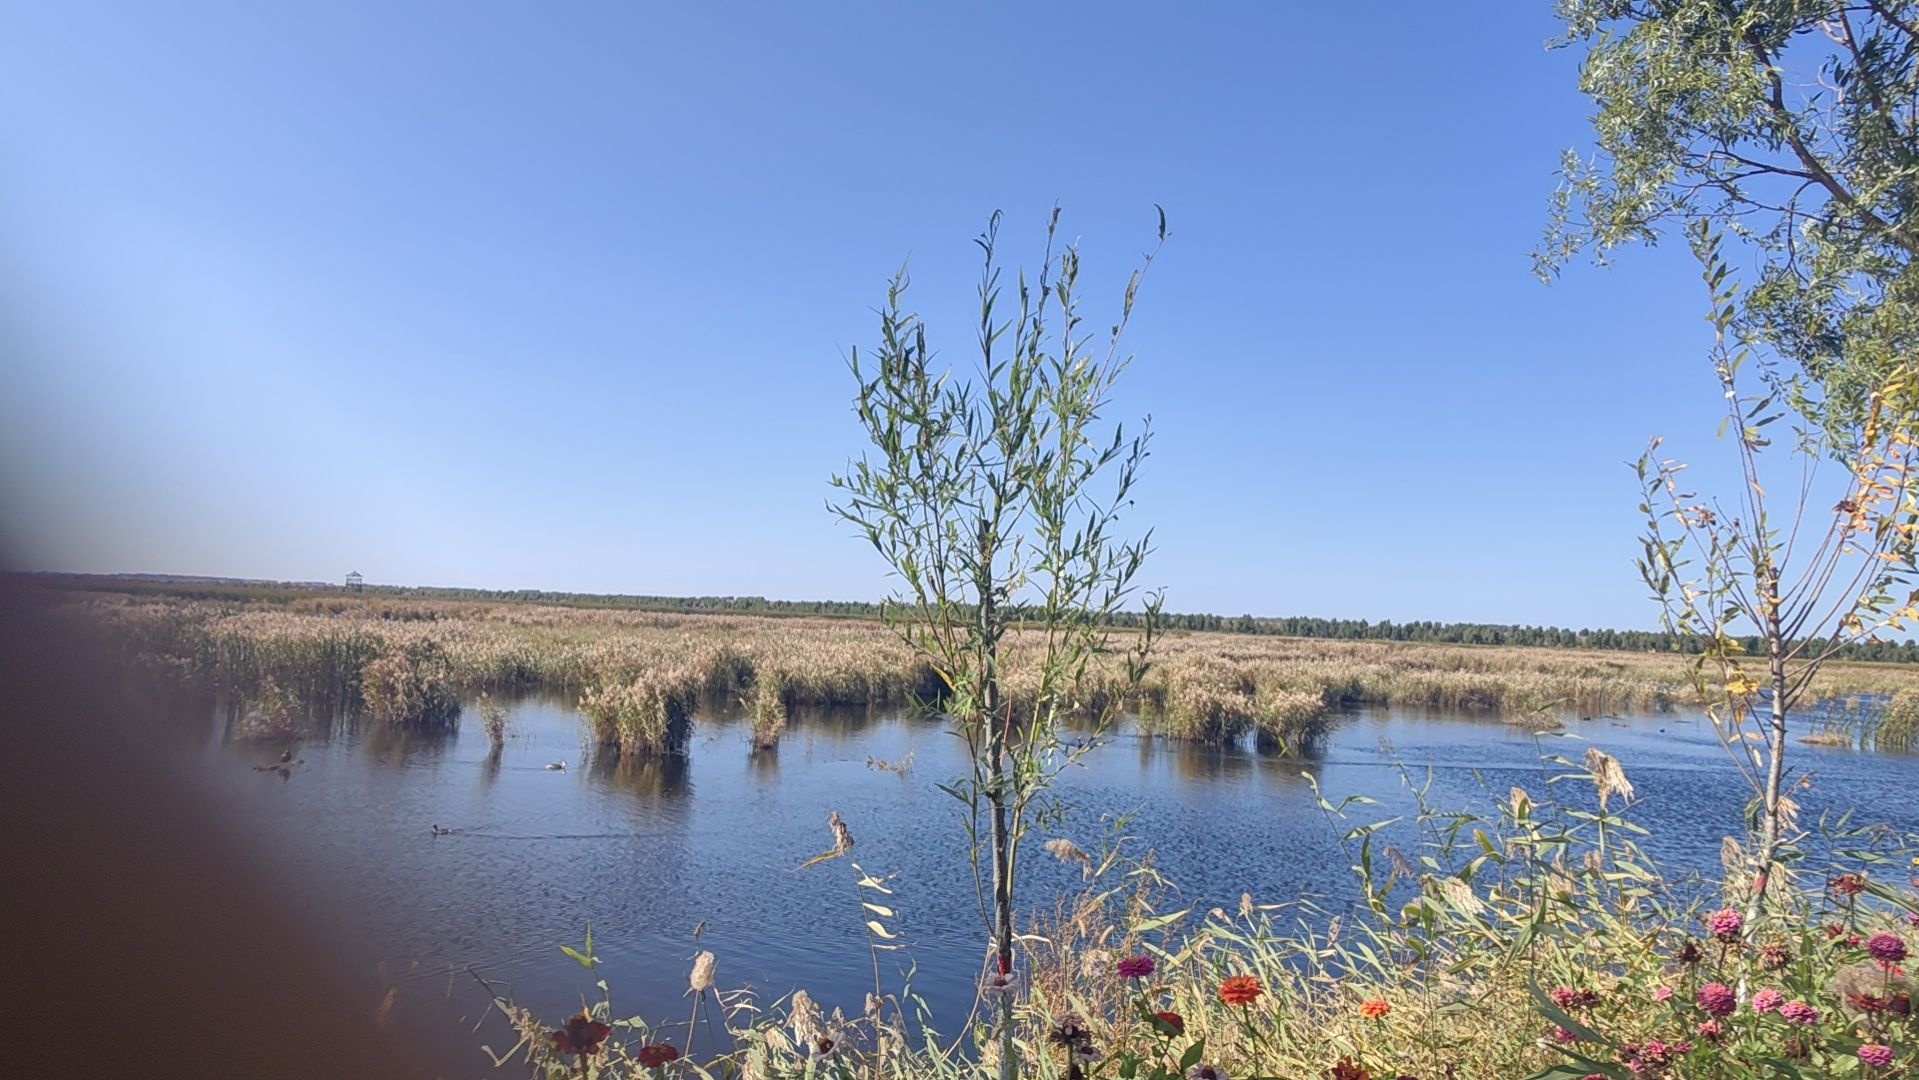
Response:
[176,697,1919,1072]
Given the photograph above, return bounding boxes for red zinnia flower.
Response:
[635,1043,680,1068]
[1830,872,1867,896]
[1218,974,1262,1006]
[1358,997,1391,1020]
[1116,954,1156,979]
[551,1013,613,1057]
[1152,1010,1185,1036]
[1696,981,1736,1017]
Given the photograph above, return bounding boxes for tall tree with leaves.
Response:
[1547,2,1919,919]
[1542,0,1919,430]
[831,208,1165,1079]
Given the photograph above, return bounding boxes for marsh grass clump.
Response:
[234,674,304,740]
[1878,689,1919,751]
[1144,659,1256,743]
[359,639,460,729]
[579,669,700,757]
[1249,678,1335,753]
[476,693,510,751]
[746,674,788,751]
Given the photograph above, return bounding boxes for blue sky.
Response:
[0,2,1743,628]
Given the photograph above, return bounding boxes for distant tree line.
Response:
[22,572,1919,663]
[1099,611,1919,664]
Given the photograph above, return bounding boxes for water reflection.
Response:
[361,722,457,771]
[170,690,1919,1067]
[587,749,691,800]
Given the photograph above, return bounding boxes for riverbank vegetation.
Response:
[46,588,1919,755]
[481,748,1919,1079]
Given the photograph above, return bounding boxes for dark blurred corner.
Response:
[0,572,439,1079]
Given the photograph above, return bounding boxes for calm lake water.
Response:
[174,695,1919,1073]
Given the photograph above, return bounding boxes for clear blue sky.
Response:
[0,2,1739,628]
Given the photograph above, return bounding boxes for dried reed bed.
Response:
[56,591,1919,752]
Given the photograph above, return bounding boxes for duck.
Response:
[430,824,456,837]
[277,748,295,764]
[545,761,567,771]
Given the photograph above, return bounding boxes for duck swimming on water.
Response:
[545,761,567,771]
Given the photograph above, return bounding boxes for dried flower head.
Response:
[1044,837,1093,876]
[688,949,716,993]
[1829,872,1868,896]
[827,810,855,855]
[1582,747,1634,809]
[788,989,822,1045]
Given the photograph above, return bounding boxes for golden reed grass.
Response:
[52,590,1919,749]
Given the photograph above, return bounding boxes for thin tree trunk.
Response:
[978,531,1015,1080]
[1747,575,1789,926]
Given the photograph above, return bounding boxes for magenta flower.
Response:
[1866,932,1909,964]
[1551,1025,1578,1044]
[1697,982,1736,1017]
[1778,999,1819,1025]
[1550,986,1599,1009]
[1115,954,1155,979]
[1858,1044,1894,1068]
[1751,988,1783,1013]
[1706,907,1743,941]
[1652,985,1674,1002]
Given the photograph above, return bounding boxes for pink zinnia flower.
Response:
[1779,999,1819,1025]
[1866,932,1909,964]
[1551,1025,1578,1044]
[1906,912,1919,928]
[1706,908,1742,941]
[1858,1044,1894,1068]
[1695,1019,1724,1041]
[1115,954,1155,979]
[1697,982,1736,1017]
[1550,986,1599,1009]
[1652,985,1674,1002]
[1751,988,1784,1013]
